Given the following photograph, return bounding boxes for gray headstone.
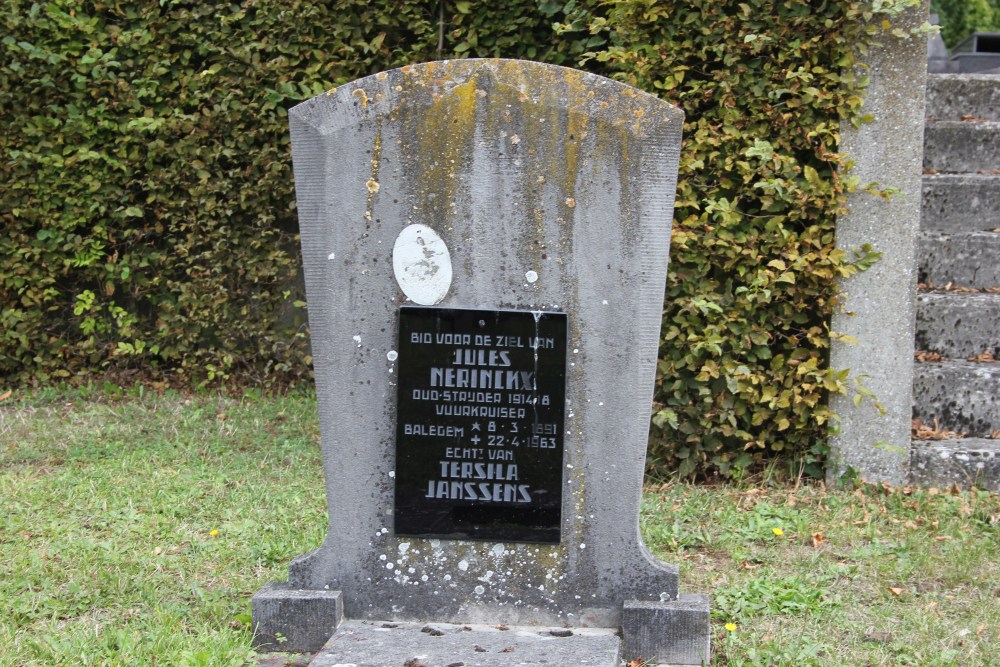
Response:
[253,59,707,664]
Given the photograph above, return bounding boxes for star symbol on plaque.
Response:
[471,422,481,431]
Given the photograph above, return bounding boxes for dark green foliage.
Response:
[1,1,917,476]
[932,0,1000,47]
[0,1,570,387]
[582,0,914,478]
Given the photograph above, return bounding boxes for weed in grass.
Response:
[714,573,838,621]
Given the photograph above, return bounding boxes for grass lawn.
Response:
[1,389,997,666]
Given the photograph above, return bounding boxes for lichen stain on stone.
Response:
[364,123,383,226]
[352,87,369,108]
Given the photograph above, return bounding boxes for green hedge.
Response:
[932,0,1000,47]
[1,1,918,477]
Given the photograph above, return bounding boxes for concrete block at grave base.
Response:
[622,595,711,666]
[915,293,1000,358]
[921,174,1000,234]
[923,121,1000,173]
[251,582,343,652]
[912,361,1000,435]
[917,231,1000,289]
[911,439,1000,492]
[926,73,1000,122]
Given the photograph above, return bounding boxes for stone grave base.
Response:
[254,584,710,666]
[309,620,621,667]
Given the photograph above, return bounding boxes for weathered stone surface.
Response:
[918,231,1000,288]
[911,439,1000,491]
[308,620,621,667]
[923,121,1000,173]
[926,73,1000,121]
[251,583,343,652]
[622,595,711,667]
[254,58,694,646]
[921,174,1000,233]
[829,1,927,485]
[912,361,1000,435]
[915,292,1000,357]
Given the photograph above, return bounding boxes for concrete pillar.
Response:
[828,1,929,485]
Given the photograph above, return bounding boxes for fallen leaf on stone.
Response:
[912,417,966,441]
[495,624,509,631]
[500,646,514,653]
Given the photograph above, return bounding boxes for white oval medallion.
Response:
[392,224,452,305]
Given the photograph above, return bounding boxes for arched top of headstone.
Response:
[291,58,682,139]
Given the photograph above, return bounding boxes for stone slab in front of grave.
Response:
[309,621,621,667]
[252,58,708,666]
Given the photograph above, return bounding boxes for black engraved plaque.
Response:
[393,306,567,543]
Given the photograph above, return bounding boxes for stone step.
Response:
[915,292,1000,358]
[918,231,1000,288]
[926,73,1000,122]
[307,620,624,667]
[922,174,1000,233]
[923,121,1000,173]
[910,439,1000,491]
[912,361,1000,436]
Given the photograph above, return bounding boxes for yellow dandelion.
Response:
[772,527,784,536]
[725,622,737,632]
[210,529,219,537]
